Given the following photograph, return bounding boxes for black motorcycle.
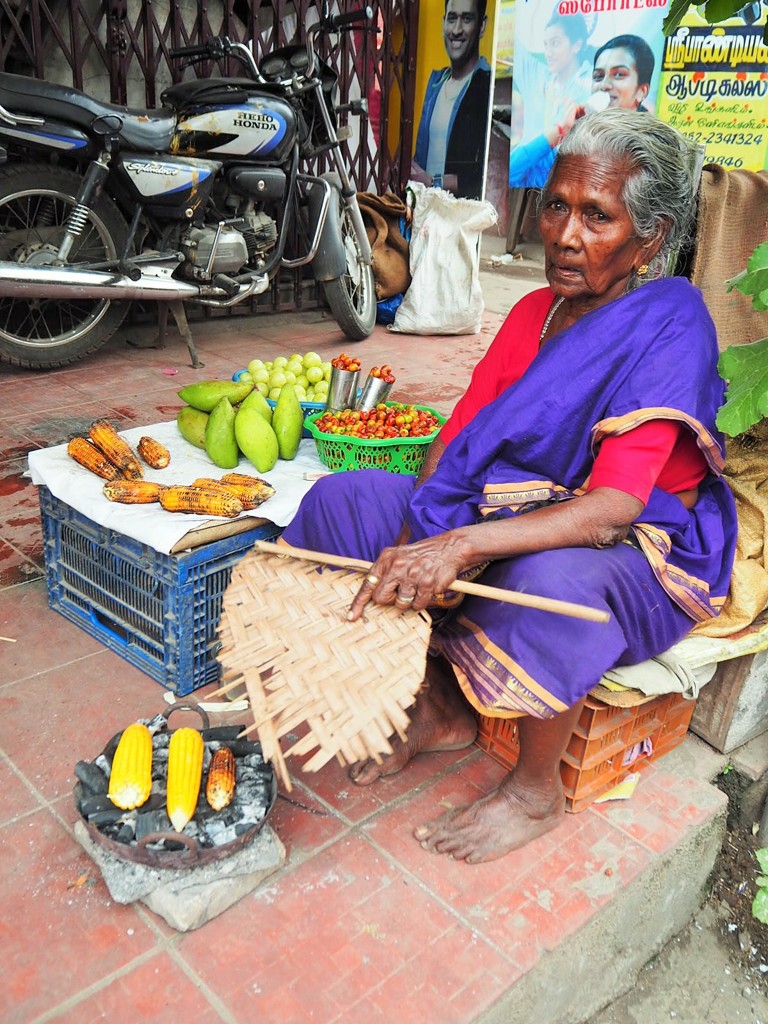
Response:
[0,4,376,369]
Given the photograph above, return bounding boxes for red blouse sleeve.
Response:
[440,289,554,447]
[588,421,708,504]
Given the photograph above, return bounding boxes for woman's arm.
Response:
[349,486,642,618]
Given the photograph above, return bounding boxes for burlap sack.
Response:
[357,191,411,300]
[690,164,768,351]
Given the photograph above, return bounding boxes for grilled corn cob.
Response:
[108,722,153,810]
[191,477,235,495]
[159,485,243,518]
[219,473,276,510]
[88,419,143,479]
[137,435,171,469]
[206,746,236,811]
[67,437,121,480]
[103,479,164,504]
[166,727,204,832]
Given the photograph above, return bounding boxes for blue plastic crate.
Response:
[39,487,280,695]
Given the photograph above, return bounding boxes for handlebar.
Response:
[323,6,374,31]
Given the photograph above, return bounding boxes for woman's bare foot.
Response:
[413,772,564,863]
[349,656,477,786]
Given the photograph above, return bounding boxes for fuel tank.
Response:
[170,95,296,162]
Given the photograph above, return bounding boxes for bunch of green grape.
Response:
[242,351,332,403]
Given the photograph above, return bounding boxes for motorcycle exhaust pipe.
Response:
[0,262,267,304]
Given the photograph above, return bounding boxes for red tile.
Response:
[45,951,225,1023]
[263,779,349,862]
[0,578,106,681]
[0,809,155,1023]
[0,649,166,801]
[177,834,513,1023]
[0,758,45,824]
[0,538,43,588]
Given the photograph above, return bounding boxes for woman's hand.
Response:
[347,531,472,622]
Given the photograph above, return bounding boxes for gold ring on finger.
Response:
[365,573,380,586]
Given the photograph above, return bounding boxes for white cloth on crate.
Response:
[27,419,326,555]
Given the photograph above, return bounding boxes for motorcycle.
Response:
[0,4,376,370]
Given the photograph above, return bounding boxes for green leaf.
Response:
[757,847,768,872]
[726,245,768,312]
[663,0,694,36]
[755,876,768,888]
[703,0,746,23]
[716,336,768,437]
[753,886,768,924]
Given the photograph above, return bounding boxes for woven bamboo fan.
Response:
[213,544,432,790]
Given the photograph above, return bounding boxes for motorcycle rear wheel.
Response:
[0,164,128,370]
[322,198,376,341]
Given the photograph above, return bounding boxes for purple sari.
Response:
[283,278,737,719]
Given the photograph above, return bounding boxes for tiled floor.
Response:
[0,264,727,1023]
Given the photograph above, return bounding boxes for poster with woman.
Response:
[509,3,667,188]
[411,1,498,199]
[657,9,768,172]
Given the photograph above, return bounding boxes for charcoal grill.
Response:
[73,704,277,870]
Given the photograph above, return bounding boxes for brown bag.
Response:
[357,191,411,300]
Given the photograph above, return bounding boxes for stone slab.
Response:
[74,819,286,931]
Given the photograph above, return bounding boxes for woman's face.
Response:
[591,47,649,109]
[543,25,582,77]
[539,155,662,311]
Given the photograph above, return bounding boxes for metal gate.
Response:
[0,0,419,315]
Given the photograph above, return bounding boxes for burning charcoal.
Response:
[228,741,261,758]
[202,725,243,742]
[145,714,167,734]
[78,792,115,817]
[88,808,128,827]
[115,820,136,843]
[197,825,215,848]
[235,821,265,836]
[152,732,170,750]
[94,754,112,778]
[243,753,266,769]
[152,746,170,763]
[74,760,109,795]
[135,808,172,840]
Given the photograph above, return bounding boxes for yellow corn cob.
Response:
[159,485,243,518]
[219,473,276,510]
[88,419,143,480]
[67,437,121,480]
[107,722,153,810]
[206,746,236,811]
[102,479,164,504]
[191,477,235,495]
[166,727,204,832]
[137,435,171,469]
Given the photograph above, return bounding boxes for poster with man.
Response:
[411,1,498,199]
[509,3,667,188]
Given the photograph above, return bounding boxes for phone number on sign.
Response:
[681,131,763,146]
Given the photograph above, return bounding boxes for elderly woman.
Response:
[282,109,737,863]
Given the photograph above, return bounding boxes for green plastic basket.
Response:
[304,405,446,474]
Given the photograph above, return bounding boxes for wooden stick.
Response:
[254,540,610,624]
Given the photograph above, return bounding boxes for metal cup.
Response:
[325,366,360,413]
[356,374,393,412]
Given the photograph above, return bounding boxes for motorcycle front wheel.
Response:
[0,164,128,370]
[322,197,376,341]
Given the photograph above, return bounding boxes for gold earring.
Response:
[636,264,649,277]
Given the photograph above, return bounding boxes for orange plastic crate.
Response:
[475,692,697,813]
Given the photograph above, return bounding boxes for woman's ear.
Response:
[644,218,670,263]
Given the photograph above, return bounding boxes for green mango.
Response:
[176,405,210,450]
[239,388,274,424]
[235,405,279,473]
[177,379,254,412]
[205,397,240,469]
[272,383,303,461]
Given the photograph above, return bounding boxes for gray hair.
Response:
[552,109,700,282]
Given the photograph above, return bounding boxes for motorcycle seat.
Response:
[161,78,284,110]
[0,73,176,152]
